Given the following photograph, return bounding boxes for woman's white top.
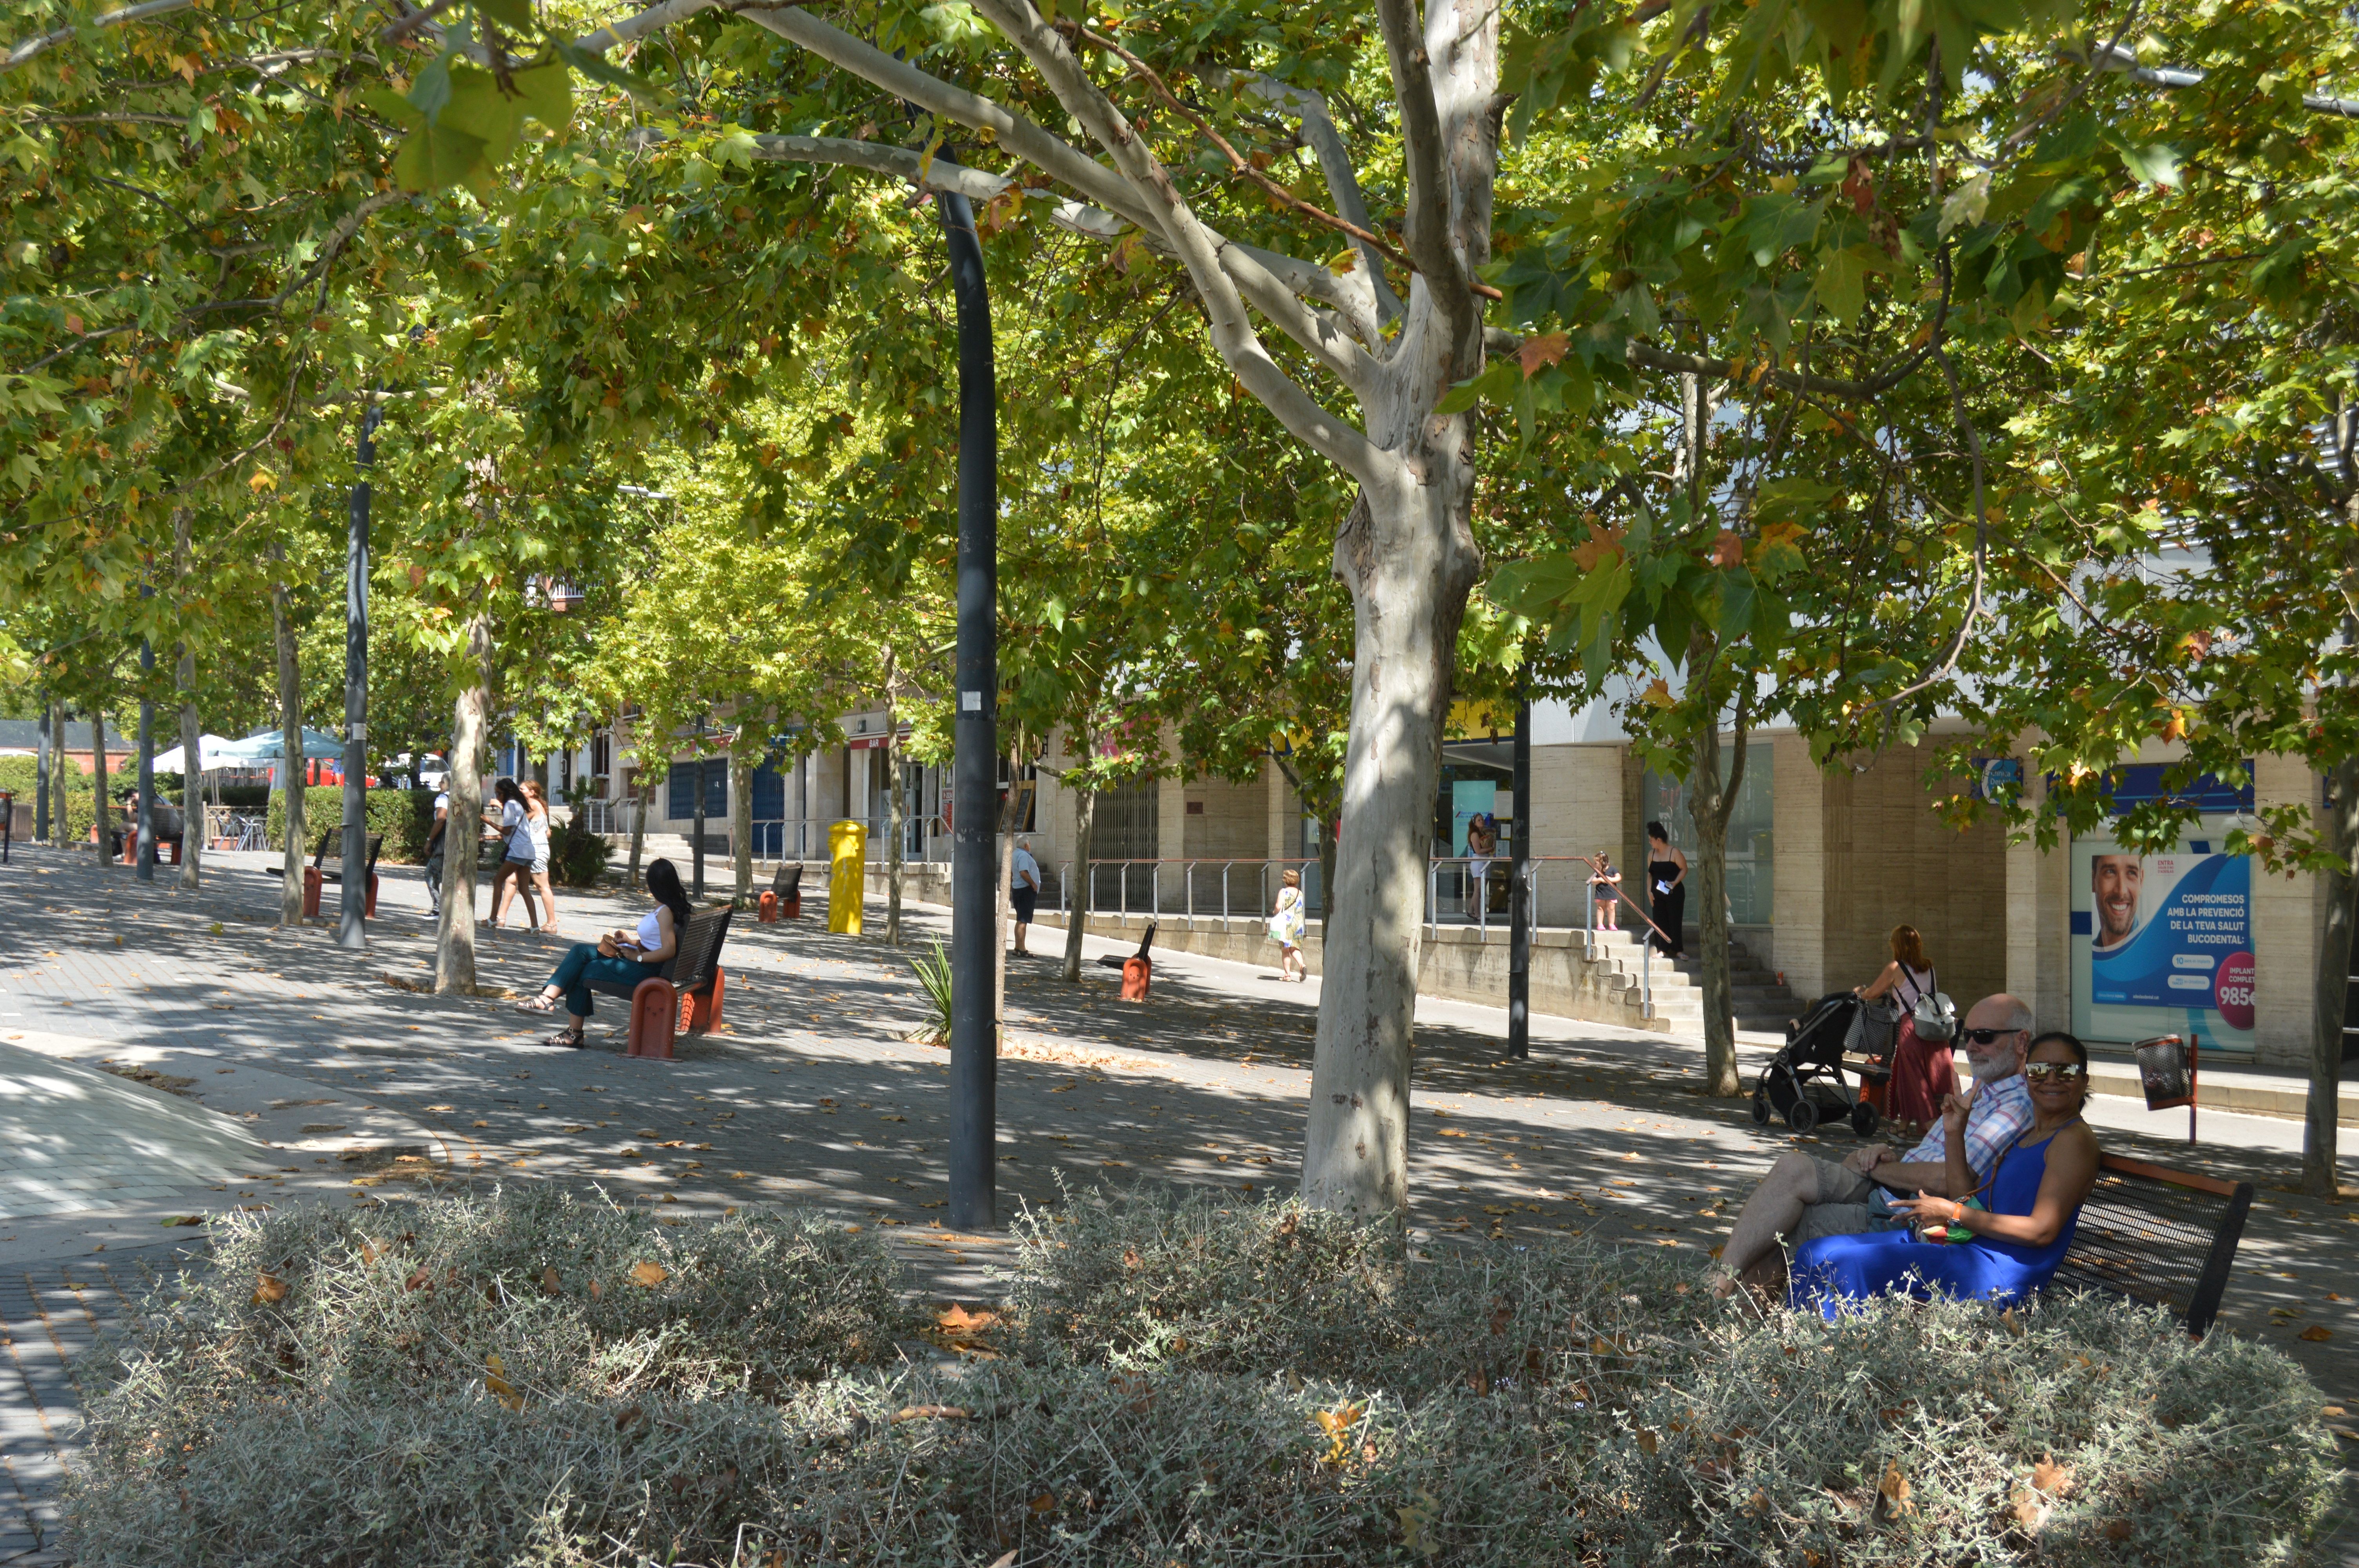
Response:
[636,909,664,950]
[1899,963,1935,1004]
[526,805,551,851]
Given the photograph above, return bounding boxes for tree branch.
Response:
[4,0,194,74]
[1202,66,1404,324]
[963,0,1378,472]
[1374,0,1477,344]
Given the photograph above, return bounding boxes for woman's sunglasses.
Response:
[2023,1063,2086,1083]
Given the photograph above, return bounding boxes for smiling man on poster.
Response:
[2090,853,2145,953]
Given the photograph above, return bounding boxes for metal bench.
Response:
[627,904,734,1060]
[758,862,803,922]
[2049,1154,2253,1337]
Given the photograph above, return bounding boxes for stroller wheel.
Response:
[1750,1091,1771,1126]
[1785,1096,1819,1134]
[1850,1102,1879,1138]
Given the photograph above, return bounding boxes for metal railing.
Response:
[578,797,644,837]
[740,815,954,863]
[1055,858,1324,921]
[1575,853,1673,1022]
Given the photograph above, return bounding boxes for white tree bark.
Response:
[171,506,201,890]
[435,615,491,994]
[271,552,305,925]
[729,722,756,907]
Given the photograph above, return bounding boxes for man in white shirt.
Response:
[1010,835,1041,955]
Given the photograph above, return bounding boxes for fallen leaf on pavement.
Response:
[2301,1325,2334,1342]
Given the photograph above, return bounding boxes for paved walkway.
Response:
[1,843,2355,1563]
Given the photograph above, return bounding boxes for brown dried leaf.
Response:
[252,1271,289,1305]
[2301,1324,2334,1342]
[2030,1456,2074,1496]
[629,1260,668,1287]
[540,1265,561,1296]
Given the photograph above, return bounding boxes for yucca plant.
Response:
[908,938,952,1043]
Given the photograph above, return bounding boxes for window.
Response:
[1640,741,1774,925]
[592,730,611,779]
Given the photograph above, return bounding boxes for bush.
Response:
[549,807,614,887]
[65,1186,2337,1568]
[264,785,438,862]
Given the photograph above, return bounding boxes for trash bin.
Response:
[827,820,867,935]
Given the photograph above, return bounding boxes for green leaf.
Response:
[407,51,455,125]
[438,62,520,161]
[509,63,573,129]
[392,121,489,192]
[1812,246,1886,325]
[473,0,536,31]
[553,38,661,102]
[2116,142,2180,187]
[361,86,425,131]
[1716,568,1758,644]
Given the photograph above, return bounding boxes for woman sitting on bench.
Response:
[516,859,691,1049]
[1790,1031,2099,1317]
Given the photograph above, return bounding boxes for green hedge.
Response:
[264,787,439,863]
[0,755,104,846]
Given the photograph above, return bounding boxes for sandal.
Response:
[542,1029,585,1049]
[515,994,558,1014]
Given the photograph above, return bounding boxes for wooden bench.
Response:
[2049,1154,2253,1336]
[758,862,802,922]
[627,904,734,1060]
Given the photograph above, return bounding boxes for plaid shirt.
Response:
[1900,1069,2034,1185]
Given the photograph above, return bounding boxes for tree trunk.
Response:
[435,615,492,994]
[1063,781,1096,982]
[729,728,756,908]
[885,646,904,945]
[1685,657,1748,1096]
[91,694,111,872]
[2305,532,2359,1196]
[887,739,907,945]
[49,702,69,850]
[629,766,650,889]
[1302,472,1483,1219]
[1312,784,1339,947]
[173,508,201,890]
[271,566,304,924]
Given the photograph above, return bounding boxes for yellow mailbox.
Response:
[827,819,867,935]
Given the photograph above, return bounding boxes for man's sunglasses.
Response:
[2023,1062,2087,1083]
[1961,1027,2025,1046]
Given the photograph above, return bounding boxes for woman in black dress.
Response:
[1645,820,1688,959]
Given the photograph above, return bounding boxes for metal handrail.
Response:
[1575,852,1669,1022]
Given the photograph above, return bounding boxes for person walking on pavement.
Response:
[1857,923,1956,1131]
[1269,867,1309,982]
[1010,834,1041,955]
[422,788,449,916]
[518,779,560,934]
[1645,820,1688,959]
[486,778,541,931]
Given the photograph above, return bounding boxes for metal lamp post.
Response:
[939,159,1000,1234]
[1508,692,1532,1058]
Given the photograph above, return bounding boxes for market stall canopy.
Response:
[149,735,240,774]
[210,728,347,764]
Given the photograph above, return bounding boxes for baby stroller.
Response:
[1751,992,1881,1136]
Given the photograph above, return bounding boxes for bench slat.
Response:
[2053,1158,2252,1337]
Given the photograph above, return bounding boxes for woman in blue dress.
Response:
[1791,1031,2099,1317]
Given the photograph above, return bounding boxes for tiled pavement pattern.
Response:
[3,844,2358,1560]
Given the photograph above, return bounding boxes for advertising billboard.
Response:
[2070,824,2255,1051]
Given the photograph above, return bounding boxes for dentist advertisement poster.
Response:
[2070,826,2256,1051]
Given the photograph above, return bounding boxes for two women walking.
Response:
[487,777,558,933]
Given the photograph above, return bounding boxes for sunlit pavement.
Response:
[0,840,2354,1562]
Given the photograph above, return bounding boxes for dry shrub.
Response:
[64,1185,2336,1568]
